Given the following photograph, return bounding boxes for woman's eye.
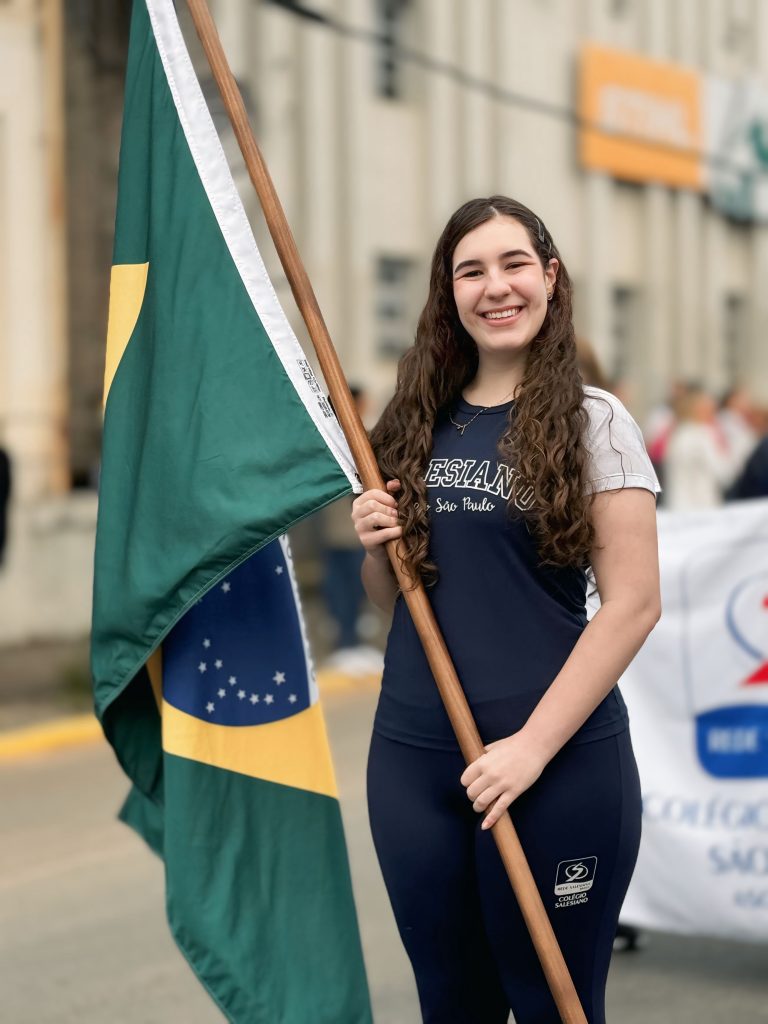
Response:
[459,263,525,278]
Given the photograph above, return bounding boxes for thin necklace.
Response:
[448,389,515,436]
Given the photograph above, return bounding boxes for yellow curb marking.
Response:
[0,673,380,763]
[0,714,103,762]
[316,669,381,694]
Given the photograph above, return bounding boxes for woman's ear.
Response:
[545,257,559,289]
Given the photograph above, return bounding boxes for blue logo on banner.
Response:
[696,573,768,779]
[696,706,768,779]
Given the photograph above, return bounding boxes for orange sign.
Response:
[579,44,703,190]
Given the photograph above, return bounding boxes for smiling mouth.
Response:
[481,306,523,321]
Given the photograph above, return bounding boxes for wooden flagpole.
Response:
[184,2,587,1020]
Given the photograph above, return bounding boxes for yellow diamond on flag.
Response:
[104,262,149,406]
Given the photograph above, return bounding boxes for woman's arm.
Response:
[461,486,661,829]
[361,550,399,612]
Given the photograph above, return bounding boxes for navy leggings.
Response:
[367,729,642,1024]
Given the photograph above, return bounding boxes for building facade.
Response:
[1,0,768,641]
[232,0,768,417]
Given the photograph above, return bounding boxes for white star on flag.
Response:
[214,659,223,669]
[288,694,297,703]
[202,638,211,648]
[217,688,226,698]
[228,675,237,685]
[206,702,215,713]
[275,565,284,575]
[221,581,231,593]
[273,671,285,685]
[249,693,259,704]
[237,689,246,700]
[264,694,274,705]
[198,662,207,673]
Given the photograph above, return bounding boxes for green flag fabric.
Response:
[91,0,371,1020]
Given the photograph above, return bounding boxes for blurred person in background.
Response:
[320,487,365,648]
[575,337,634,407]
[717,386,758,476]
[644,380,690,501]
[319,386,383,673]
[664,384,739,511]
[751,402,768,437]
[575,336,609,391]
[726,426,768,501]
[0,435,10,566]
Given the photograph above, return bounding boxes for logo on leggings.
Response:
[554,857,597,908]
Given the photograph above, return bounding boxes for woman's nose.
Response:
[484,270,512,297]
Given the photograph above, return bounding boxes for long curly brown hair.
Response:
[370,195,596,584]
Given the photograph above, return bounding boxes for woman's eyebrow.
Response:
[452,249,533,275]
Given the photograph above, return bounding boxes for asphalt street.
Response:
[2,686,766,1023]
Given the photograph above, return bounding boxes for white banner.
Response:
[616,499,768,942]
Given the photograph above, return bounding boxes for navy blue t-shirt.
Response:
[373,392,658,751]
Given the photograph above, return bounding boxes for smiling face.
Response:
[451,215,558,363]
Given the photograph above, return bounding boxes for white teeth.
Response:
[484,308,521,320]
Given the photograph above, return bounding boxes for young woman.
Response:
[351,196,661,1024]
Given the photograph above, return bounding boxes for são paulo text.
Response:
[424,458,535,512]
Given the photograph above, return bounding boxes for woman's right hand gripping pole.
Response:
[352,479,402,611]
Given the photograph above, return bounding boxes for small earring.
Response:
[547,291,553,301]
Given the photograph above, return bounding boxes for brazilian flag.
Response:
[91,1,371,1020]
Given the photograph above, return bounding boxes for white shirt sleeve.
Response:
[582,386,661,496]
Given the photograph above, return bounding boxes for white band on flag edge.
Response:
[277,535,320,707]
[145,0,361,493]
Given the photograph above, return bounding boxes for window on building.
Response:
[723,292,748,387]
[375,255,416,359]
[374,0,412,100]
[722,0,752,54]
[611,285,640,382]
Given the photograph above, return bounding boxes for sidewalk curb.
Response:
[316,669,381,695]
[0,714,103,762]
[0,670,380,762]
